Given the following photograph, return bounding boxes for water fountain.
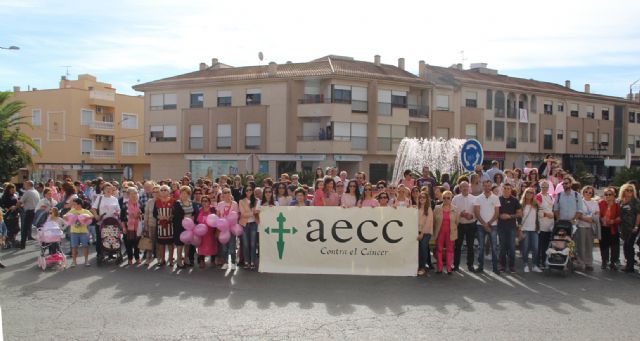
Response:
[392,137,467,184]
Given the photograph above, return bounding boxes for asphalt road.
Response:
[1,241,638,341]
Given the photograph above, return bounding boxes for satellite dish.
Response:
[258,52,264,61]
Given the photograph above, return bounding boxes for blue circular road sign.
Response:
[460,139,484,172]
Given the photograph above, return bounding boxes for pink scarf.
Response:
[127,199,140,231]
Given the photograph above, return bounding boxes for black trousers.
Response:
[21,209,35,247]
[454,222,476,268]
[623,230,637,270]
[124,236,140,261]
[599,226,620,265]
[538,231,552,267]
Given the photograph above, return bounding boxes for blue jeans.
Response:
[419,234,431,269]
[476,225,498,271]
[521,230,539,267]
[242,222,258,265]
[498,227,516,269]
[221,235,237,264]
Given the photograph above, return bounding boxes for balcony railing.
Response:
[217,137,231,148]
[89,90,115,102]
[90,121,114,130]
[351,100,368,113]
[245,136,261,149]
[90,150,115,159]
[351,136,367,150]
[378,102,392,116]
[190,137,203,149]
[377,137,392,151]
[408,104,429,118]
[506,137,517,149]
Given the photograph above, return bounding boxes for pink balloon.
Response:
[218,230,231,244]
[182,218,195,230]
[231,224,244,237]
[194,224,208,237]
[226,211,239,222]
[78,214,92,225]
[180,230,193,244]
[216,218,229,232]
[63,214,77,226]
[205,214,218,227]
[191,234,202,247]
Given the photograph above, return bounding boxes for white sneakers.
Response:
[221,263,229,270]
[532,266,542,272]
[524,265,530,273]
[230,264,237,270]
[523,265,543,273]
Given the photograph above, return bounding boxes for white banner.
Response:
[258,207,418,276]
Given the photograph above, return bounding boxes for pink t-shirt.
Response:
[313,190,325,206]
[216,201,238,218]
[360,199,379,208]
[196,208,217,256]
[340,194,357,208]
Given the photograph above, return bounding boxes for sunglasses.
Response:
[222,191,231,194]
[625,189,634,192]
[160,189,169,192]
[584,191,593,195]
[443,197,452,200]
[365,188,372,191]
[604,193,613,196]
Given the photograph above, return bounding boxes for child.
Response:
[46,207,65,254]
[64,198,93,267]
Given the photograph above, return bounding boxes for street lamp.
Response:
[0,46,20,50]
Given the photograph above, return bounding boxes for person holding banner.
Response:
[433,191,458,274]
[239,186,259,270]
[290,188,310,206]
[341,180,360,208]
[359,184,379,208]
[323,178,340,207]
[417,192,434,276]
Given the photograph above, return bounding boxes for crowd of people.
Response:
[1,155,639,275]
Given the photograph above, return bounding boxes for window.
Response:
[465,123,477,139]
[377,124,392,151]
[519,123,528,142]
[332,85,351,104]
[507,122,516,148]
[543,129,553,149]
[570,131,579,144]
[391,90,407,108]
[494,91,505,117]
[121,141,138,156]
[543,100,553,115]
[377,90,391,116]
[217,124,232,148]
[530,95,537,113]
[32,109,41,126]
[600,133,609,146]
[245,123,261,148]
[302,122,322,140]
[149,125,177,142]
[351,123,367,150]
[303,80,322,103]
[352,86,368,113]
[246,89,261,106]
[557,102,564,112]
[190,92,204,108]
[602,108,610,120]
[586,132,594,144]
[150,93,177,110]
[391,125,406,144]
[217,90,232,107]
[436,95,449,111]
[486,90,493,110]
[530,123,536,143]
[636,136,640,148]
[586,105,594,119]
[333,122,351,141]
[81,138,93,155]
[32,138,41,156]
[630,112,636,123]
[121,113,138,129]
[81,109,94,126]
[485,120,492,141]
[465,91,477,108]
[570,103,579,117]
[190,124,204,149]
[436,128,449,139]
[494,121,505,141]
[557,129,564,140]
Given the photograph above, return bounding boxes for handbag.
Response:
[138,236,153,251]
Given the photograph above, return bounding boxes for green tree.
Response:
[612,167,640,187]
[0,92,40,181]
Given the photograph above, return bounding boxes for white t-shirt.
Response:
[92,195,120,219]
[452,193,476,224]
[578,199,599,228]
[521,205,537,231]
[473,192,501,226]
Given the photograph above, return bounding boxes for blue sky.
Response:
[2,0,640,98]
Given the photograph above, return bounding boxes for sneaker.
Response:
[221,263,229,270]
[524,265,530,273]
[230,263,237,270]
[532,266,542,273]
[70,262,77,268]
[509,267,516,274]
[585,265,594,272]
[84,262,91,267]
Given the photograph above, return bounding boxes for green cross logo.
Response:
[264,212,298,260]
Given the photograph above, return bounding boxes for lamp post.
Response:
[0,46,20,50]
[631,78,640,102]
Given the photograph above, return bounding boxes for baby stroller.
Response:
[36,221,67,271]
[545,221,576,275]
[96,217,123,265]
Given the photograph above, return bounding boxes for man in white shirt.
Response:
[485,160,504,184]
[20,180,41,246]
[452,181,477,272]
[473,179,501,273]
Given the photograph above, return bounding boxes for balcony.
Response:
[190,137,204,149]
[408,104,429,119]
[506,137,517,149]
[90,149,115,159]
[90,120,114,130]
[297,99,353,122]
[377,137,392,151]
[296,136,354,154]
[89,90,116,107]
[245,136,261,149]
[217,137,232,149]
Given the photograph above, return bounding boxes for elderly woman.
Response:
[153,185,176,267]
[433,190,459,274]
[618,183,640,273]
[536,180,555,268]
[1,183,21,248]
[143,184,160,264]
[172,186,199,269]
[599,187,621,270]
[575,186,599,271]
[120,187,142,265]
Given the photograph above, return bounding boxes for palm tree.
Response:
[0,91,41,153]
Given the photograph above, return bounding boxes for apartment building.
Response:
[13,74,149,181]
[134,56,430,181]
[426,63,640,177]
[134,55,639,182]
